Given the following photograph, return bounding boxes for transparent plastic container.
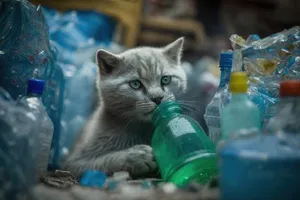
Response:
[204,52,233,144]
[0,87,37,200]
[17,79,54,177]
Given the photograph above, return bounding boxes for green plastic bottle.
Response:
[151,101,217,186]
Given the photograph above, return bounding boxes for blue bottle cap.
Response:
[27,79,45,95]
[249,34,261,41]
[219,51,233,69]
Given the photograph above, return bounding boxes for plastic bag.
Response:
[230,26,300,127]
[0,0,55,99]
[0,87,38,200]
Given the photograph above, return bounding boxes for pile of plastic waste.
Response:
[2,1,300,200]
[203,26,300,200]
[231,27,300,126]
[205,26,300,144]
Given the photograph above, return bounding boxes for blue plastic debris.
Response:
[80,170,107,188]
[141,180,153,189]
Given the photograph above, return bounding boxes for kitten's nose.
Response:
[151,97,163,105]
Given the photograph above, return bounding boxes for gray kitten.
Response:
[63,38,187,178]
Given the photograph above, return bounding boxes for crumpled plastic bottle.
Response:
[0,87,38,200]
[17,79,54,177]
[204,52,233,144]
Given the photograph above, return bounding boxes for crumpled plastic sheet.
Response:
[0,87,38,200]
[0,0,55,99]
[230,26,300,127]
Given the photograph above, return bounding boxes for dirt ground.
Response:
[33,170,219,200]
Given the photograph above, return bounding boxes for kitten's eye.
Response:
[129,80,142,89]
[161,75,172,85]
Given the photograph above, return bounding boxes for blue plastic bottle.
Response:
[204,51,233,144]
[220,72,261,140]
[219,80,300,200]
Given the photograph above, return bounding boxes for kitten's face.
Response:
[96,38,187,122]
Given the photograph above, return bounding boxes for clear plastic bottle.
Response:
[18,79,54,177]
[0,88,37,200]
[220,72,261,140]
[151,100,217,186]
[204,51,233,144]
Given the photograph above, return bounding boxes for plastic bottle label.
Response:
[168,118,196,137]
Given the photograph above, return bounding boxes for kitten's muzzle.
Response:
[151,97,163,105]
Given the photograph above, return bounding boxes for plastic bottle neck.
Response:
[152,101,182,126]
[27,92,42,100]
[219,67,232,88]
[230,93,248,102]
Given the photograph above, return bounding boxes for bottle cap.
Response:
[229,72,248,93]
[279,80,300,97]
[219,51,233,69]
[27,79,45,95]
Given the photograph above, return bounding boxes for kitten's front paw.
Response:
[123,145,157,177]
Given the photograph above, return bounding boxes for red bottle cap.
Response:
[279,80,300,97]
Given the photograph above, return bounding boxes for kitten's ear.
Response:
[96,49,120,75]
[162,37,184,64]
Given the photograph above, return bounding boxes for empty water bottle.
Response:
[0,87,37,200]
[17,79,54,177]
[204,52,233,144]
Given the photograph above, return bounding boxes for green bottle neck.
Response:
[152,101,182,126]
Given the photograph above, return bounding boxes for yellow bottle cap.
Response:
[229,72,248,93]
